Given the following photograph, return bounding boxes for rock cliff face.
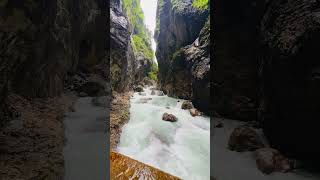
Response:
[212,0,266,120]
[156,0,210,113]
[214,0,320,167]
[259,0,320,165]
[110,0,153,93]
[110,0,134,92]
[0,0,108,121]
[0,0,108,178]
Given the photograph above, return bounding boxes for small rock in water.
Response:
[79,92,88,97]
[214,121,223,128]
[139,92,146,96]
[151,90,156,95]
[162,113,178,122]
[166,107,170,109]
[255,148,292,174]
[181,101,194,109]
[136,98,152,104]
[189,108,202,117]
[228,126,265,152]
[157,91,164,96]
[134,85,144,92]
[177,100,180,102]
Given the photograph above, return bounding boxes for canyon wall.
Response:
[110,0,154,93]
[213,0,320,166]
[259,0,320,165]
[0,0,109,178]
[156,0,210,114]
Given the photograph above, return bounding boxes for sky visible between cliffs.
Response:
[141,0,158,64]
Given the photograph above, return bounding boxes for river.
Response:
[117,87,210,180]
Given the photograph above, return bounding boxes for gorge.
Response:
[110,0,211,179]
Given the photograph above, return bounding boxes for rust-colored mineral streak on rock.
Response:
[110,151,181,180]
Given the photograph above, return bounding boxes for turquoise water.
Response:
[117,87,210,180]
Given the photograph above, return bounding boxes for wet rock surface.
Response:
[255,148,292,174]
[162,113,178,122]
[228,126,265,152]
[110,151,180,180]
[156,0,210,114]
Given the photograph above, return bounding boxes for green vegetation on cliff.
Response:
[123,0,154,61]
[192,0,209,10]
[132,35,153,60]
[148,63,158,81]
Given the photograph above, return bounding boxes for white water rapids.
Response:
[117,87,210,180]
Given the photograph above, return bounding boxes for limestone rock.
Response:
[181,101,194,110]
[228,126,265,152]
[162,113,178,122]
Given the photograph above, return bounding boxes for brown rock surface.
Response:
[0,93,75,180]
[110,91,131,150]
[110,151,180,180]
[228,126,265,152]
[162,113,178,122]
[255,148,291,174]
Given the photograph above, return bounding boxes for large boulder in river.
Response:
[162,113,177,122]
[255,148,291,174]
[228,126,265,152]
[181,101,194,110]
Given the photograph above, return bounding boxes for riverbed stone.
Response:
[151,90,156,95]
[228,126,265,152]
[137,98,152,104]
[214,120,223,128]
[139,92,146,96]
[255,148,291,174]
[134,85,144,92]
[181,101,194,109]
[189,108,201,117]
[162,113,178,122]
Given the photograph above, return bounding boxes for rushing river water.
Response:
[117,87,210,180]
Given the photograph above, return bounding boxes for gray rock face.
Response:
[110,0,135,92]
[259,0,320,165]
[212,0,267,120]
[110,0,152,92]
[0,0,108,125]
[156,0,210,113]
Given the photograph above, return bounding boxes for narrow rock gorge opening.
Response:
[110,0,210,179]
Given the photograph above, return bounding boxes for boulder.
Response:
[151,90,156,95]
[137,98,152,104]
[189,108,201,117]
[214,121,223,128]
[255,148,291,174]
[228,126,265,152]
[138,92,146,96]
[134,85,144,92]
[157,91,164,96]
[162,113,178,122]
[181,101,194,110]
